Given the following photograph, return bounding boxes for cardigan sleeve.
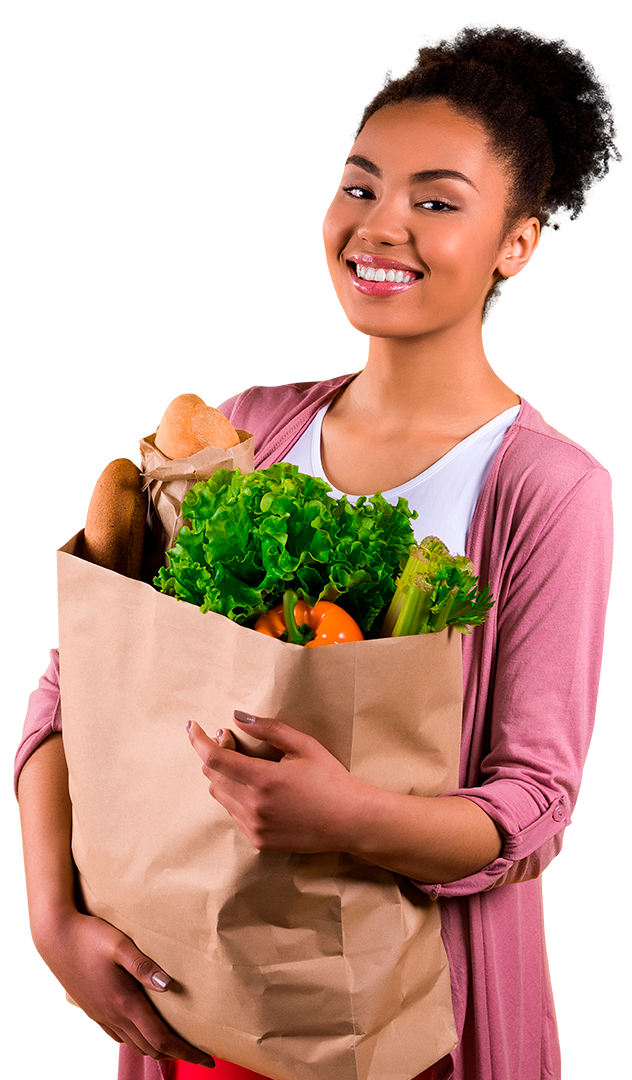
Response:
[416,462,613,898]
[14,648,63,796]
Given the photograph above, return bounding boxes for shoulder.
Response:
[219,373,355,428]
[219,373,357,461]
[482,399,613,592]
[497,399,611,520]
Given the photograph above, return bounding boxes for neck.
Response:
[348,322,517,430]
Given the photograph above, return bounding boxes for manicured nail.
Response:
[216,729,224,739]
[186,721,192,734]
[234,710,257,724]
[151,971,171,989]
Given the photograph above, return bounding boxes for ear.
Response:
[495,218,541,279]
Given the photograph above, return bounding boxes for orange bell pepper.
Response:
[254,590,364,646]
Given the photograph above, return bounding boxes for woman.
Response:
[16,26,617,1080]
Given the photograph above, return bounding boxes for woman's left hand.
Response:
[187,712,368,853]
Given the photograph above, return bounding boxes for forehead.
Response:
[350,99,505,190]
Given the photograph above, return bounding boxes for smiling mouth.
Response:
[352,259,421,280]
[347,259,424,292]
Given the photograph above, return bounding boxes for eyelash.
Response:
[342,186,456,213]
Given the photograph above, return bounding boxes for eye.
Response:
[417,199,456,213]
[343,186,455,211]
[343,185,375,200]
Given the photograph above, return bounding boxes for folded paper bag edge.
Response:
[138,429,254,552]
[139,428,254,481]
[60,532,82,555]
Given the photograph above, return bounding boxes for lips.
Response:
[351,254,425,277]
[345,260,423,295]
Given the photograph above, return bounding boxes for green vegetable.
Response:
[380,536,494,637]
[154,463,417,634]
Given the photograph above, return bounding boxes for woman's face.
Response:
[323,99,527,342]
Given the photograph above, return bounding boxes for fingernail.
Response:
[186,721,192,734]
[234,710,257,724]
[216,728,224,739]
[151,971,171,989]
[200,1062,215,1069]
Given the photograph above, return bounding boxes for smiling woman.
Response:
[330,22,616,335]
[15,22,619,1080]
[325,100,536,336]
[313,25,617,501]
[317,98,536,494]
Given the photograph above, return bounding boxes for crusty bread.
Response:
[82,458,147,579]
[154,394,239,459]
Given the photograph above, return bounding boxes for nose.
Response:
[357,197,410,247]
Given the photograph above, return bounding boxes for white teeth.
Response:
[355,262,416,284]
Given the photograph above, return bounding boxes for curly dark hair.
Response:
[359,26,620,234]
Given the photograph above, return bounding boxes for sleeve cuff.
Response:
[14,648,62,797]
[413,789,571,899]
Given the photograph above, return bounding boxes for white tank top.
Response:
[283,403,520,554]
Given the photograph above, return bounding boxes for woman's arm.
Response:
[18,733,216,1066]
[18,733,76,931]
[350,789,503,883]
[188,716,502,884]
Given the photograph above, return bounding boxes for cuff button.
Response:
[553,804,567,822]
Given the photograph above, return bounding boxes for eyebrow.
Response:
[345,154,478,191]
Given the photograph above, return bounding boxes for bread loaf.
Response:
[154,394,239,459]
[82,459,147,579]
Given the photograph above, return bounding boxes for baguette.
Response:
[82,458,147,579]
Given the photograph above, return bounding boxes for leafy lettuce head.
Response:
[154,463,416,634]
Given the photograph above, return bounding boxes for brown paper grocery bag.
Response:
[58,537,460,1080]
[140,429,254,554]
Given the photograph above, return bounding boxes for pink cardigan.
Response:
[16,375,613,1080]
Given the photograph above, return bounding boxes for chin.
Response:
[342,308,426,339]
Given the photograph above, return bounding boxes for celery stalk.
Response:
[380,535,494,637]
[428,585,458,632]
[380,547,430,637]
[391,577,434,637]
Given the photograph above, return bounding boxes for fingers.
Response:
[233,710,313,757]
[216,727,237,751]
[116,1006,215,1066]
[188,717,308,784]
[218,725,283,762]
[115,935,172,994]
[187,721,266,784]
[109,941,215,1065]
[187,713,320,787]
[38,906,216,1066]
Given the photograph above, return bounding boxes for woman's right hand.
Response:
[35,905,216,1065]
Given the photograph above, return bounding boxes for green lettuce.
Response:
[154,463,417,634]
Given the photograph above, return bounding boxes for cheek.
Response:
[431,219,478,261]
[434,223,503,287]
